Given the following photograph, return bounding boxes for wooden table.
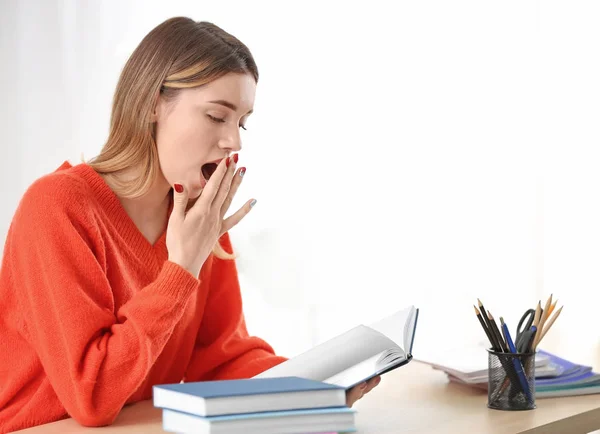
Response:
[13,362,600,434]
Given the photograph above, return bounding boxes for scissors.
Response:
[515,308,537,353]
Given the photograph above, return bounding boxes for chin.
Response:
[184,190,202,211]
[189,186,203,199]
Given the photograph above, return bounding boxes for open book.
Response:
[255,306,419,389]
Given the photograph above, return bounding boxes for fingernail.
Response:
[226,157,230,168]
[360,383,368,390]
[174,184,183,193]
[233,154,239,164]
[250,199,257,208]
[239,167,246,177]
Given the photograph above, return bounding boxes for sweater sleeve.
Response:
[7,179,199,426]
[184,233,287,382]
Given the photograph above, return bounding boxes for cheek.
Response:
[157,114,202,154]
[155,117,213,184]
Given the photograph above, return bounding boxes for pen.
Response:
[500,317,533,402]
[493,324,538,401]
[525,326,537,353]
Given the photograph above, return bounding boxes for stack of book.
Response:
[447,350,600,398]
[416,346,600,398]
[152,376,355,434]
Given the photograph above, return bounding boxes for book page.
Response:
[324,348,405,388]
[404,307,417,355]
[254,324,398,382]
[366,305,416,354]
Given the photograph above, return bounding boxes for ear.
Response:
[149,91,161,123]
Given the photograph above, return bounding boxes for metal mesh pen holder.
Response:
[487,349,536,411]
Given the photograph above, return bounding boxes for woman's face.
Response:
[154,72,256,199]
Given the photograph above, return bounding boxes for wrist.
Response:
[168,257,200,279]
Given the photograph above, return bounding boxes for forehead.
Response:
[184,72,256,112]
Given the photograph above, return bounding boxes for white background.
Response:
[1,0,599,369]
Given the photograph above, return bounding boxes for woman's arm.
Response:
[184,233,287,382]
[8,179,199,426]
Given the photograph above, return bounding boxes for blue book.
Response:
[537,383,600,398]
[537,372,600,390]
[536,350,590,380]
[533,350,600,398]
[162,407,356,434]
[153,376,346,417]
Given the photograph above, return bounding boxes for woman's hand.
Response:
[346,376,381,407]
[166,155,252,277]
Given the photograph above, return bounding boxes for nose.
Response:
[218,127,242,153]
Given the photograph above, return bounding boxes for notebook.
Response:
[447,372,600,398]
[161,407,356,434]
[414,344,555,384]
[438,349,600,399]
[536,384,600,398]
[255,305,419,389]
[535,350,594,385]
[534,351,600,397]
[153,376,346,417]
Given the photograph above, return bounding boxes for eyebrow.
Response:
[208,100,253,115]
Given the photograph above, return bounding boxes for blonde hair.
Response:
[88,17,259,259]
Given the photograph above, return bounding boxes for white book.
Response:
[415,344,554,384]
[255,305,419,389]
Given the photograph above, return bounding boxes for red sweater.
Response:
[0,162,286,432]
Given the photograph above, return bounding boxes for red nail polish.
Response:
[226,158,230,168]
[233,154,239,163]
[174,184,184,193]
[239,167,246,177]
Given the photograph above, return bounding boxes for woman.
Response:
[0,17,379,432]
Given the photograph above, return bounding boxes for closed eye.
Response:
[207,114,225,123]
[208,114,247,130]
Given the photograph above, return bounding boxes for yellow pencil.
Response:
[533,301,542,328]
[534,294,553,348]
[536,306,563,349]
[548,300,557,317]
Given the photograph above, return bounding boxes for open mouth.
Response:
[201,160,221,181]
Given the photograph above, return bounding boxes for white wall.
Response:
[1,0,599,367]
[0,0,22,241]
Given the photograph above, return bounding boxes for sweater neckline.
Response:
[67,162,170,260]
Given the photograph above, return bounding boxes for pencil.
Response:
[487,310,508,352]
[535,306,563,349]
[477,298,491,328]
[548,299,557,317]
[474,305,497,350]
[533,300,542,328]
[534,294,553,348]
